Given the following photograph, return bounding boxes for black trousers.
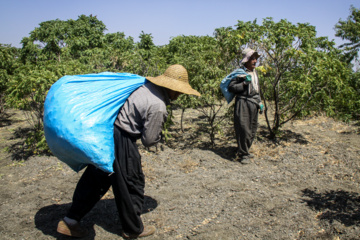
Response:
[66,125,145,234]
[234,98,259,156]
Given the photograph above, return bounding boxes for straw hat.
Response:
[241,48,260,64]
[147,64,201,96]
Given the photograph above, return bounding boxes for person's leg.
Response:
[112,125,145,234]
[66,164,112,221]
[58,165,112,237]
[234,98,251,156]
[247,102,259,150]
[234,98,242,156]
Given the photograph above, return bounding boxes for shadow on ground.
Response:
[6,127,34,161]
[34,196,158,239]
[4,126,52,161]
[200,145,237,161]
[197,125,310,162]
[257,126,310,145]
[0,112,13,127]
[302,188,360,226]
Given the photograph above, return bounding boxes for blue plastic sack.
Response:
[220,68,248,104]
[44,72,147,173]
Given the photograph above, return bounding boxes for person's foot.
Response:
[234,152,252,164]
[238,154,252,164]
[239,156,251,164]
[57,219,89,238]
[122,225,156,239]
[246,153,255,158]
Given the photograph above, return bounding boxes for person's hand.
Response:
[244,75,251,85]
[259,103,264,114]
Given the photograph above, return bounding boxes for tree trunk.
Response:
[181,108,185,132]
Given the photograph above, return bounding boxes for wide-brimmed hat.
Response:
[147,64,201,96]
[241,48,260,64]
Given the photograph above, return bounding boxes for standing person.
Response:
[228,48,263,164]
[56,64,200,238]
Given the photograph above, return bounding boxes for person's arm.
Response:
[228,75,248,94]
[141,110,167,147]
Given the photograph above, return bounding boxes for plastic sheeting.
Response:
[44,72,147,173]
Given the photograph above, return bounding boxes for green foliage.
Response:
[213,26,242,67]
[25,126,51,155]
[104,32,135,70]
[138,31,155,50]
[0,44,19,113]
[162,105,174,143]
[5,60,92,153]
[166,35,230,145]
[348,71,360,119]
[20,14,107,63]
[2,11,359,155]
[335,6,360,65]
[232,18,357,138]
[67,15,107,58]
[29,19,68,61]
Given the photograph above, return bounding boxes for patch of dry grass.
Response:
[177,157,199,173]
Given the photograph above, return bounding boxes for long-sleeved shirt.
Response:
[114,81,170,147]
[228,67,260,98]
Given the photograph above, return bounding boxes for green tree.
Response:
[122,32,166,77]
[104,32,135,70]
[66,14,107,58]
[234,18,357,138]
[8,13,359,155]
[138,31,155,50]
[20,37,41,64]
[135,31,160,75]
[29,19,68,62]
[0,44,18,113]
[214,26,243,68]
[167,35,228,145]
[335,6,360,65]
[6,60,92,153]
[21,15,107,63]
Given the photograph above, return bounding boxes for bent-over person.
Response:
[57,65,200,238]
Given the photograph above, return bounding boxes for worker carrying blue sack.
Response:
[44,65,200,238]
[220,48,264,164]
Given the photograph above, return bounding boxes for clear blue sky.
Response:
[1,0,359,48]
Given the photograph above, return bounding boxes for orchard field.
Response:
[1,6,360,240]
[1,108,359,239]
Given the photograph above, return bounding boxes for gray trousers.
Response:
[234,97,259,156]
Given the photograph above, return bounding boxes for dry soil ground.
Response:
[0,108,359,240]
